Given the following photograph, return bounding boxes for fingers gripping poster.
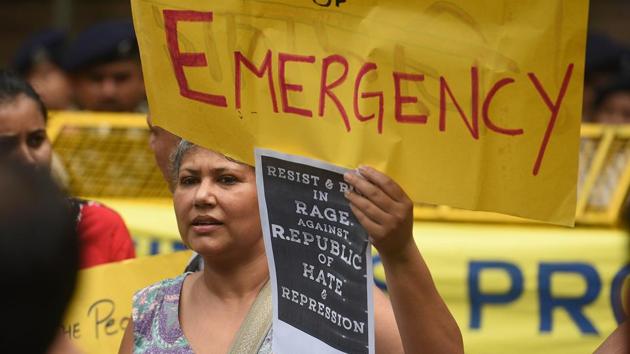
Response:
[255,149,374,353]
[131,0,589,226]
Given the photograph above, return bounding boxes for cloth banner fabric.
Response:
[131,0,589,225]
[61,251,192,354]
[372,223,629,354]
[60,220,626,353]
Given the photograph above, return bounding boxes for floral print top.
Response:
[132,273,272,353]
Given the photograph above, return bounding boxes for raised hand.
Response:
[343,165,464,354]
[343,166,414,258]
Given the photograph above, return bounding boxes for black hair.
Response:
[0,70,48,122]
[0,161,79,353]
[594,77,630,109]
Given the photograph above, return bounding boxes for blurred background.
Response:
[1,0,131,65]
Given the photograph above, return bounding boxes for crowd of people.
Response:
[1,15,629,354]
[0,18,148,353]
[1,44,465,354]
[11,20,146,113]
[1,18,468,354]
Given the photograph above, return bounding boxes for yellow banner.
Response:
[61,218,627,354]
[62,251,192,354]
[132,0,588,225]
[373,223,629,354]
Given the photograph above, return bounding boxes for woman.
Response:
[0,70,135,268]
[119,141,463,353]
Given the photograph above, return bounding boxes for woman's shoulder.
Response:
[132,273,189,319]
[132,273,194,352]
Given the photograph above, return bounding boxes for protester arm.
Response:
[373,285,404,353]
[594,321,628,354]
[344,166,463,354]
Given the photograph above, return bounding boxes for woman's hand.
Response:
[344,166,464,354]
[343,166,414,259]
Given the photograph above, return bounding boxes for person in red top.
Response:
[71,198,136,268]
[0,70,135,268]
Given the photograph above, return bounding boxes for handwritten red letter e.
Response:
[393,72,427,124]
[163,10,227,107]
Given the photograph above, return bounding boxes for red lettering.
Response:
[393,72,427,124]
[354,63,384,134]
[527,63,574,176]
[279,53,316,117]
[439,67,479,139]
[319,55,350,131]
[163,10,227,107]
[482,78,523,136]
[234,50,278,112]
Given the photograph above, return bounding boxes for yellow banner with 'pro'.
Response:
[374,224,629,354]
[131,0,588,225]
[61,222,627,354]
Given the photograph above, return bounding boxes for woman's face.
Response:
[173,147,263,258]
[0,94,52,169]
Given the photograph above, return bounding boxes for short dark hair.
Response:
[0,161,79,353]
[594,77,630,109]
[0,70,48,122]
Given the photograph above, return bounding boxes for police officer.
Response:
[65,20,147,112]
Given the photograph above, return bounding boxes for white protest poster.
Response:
[255,148,374,354]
